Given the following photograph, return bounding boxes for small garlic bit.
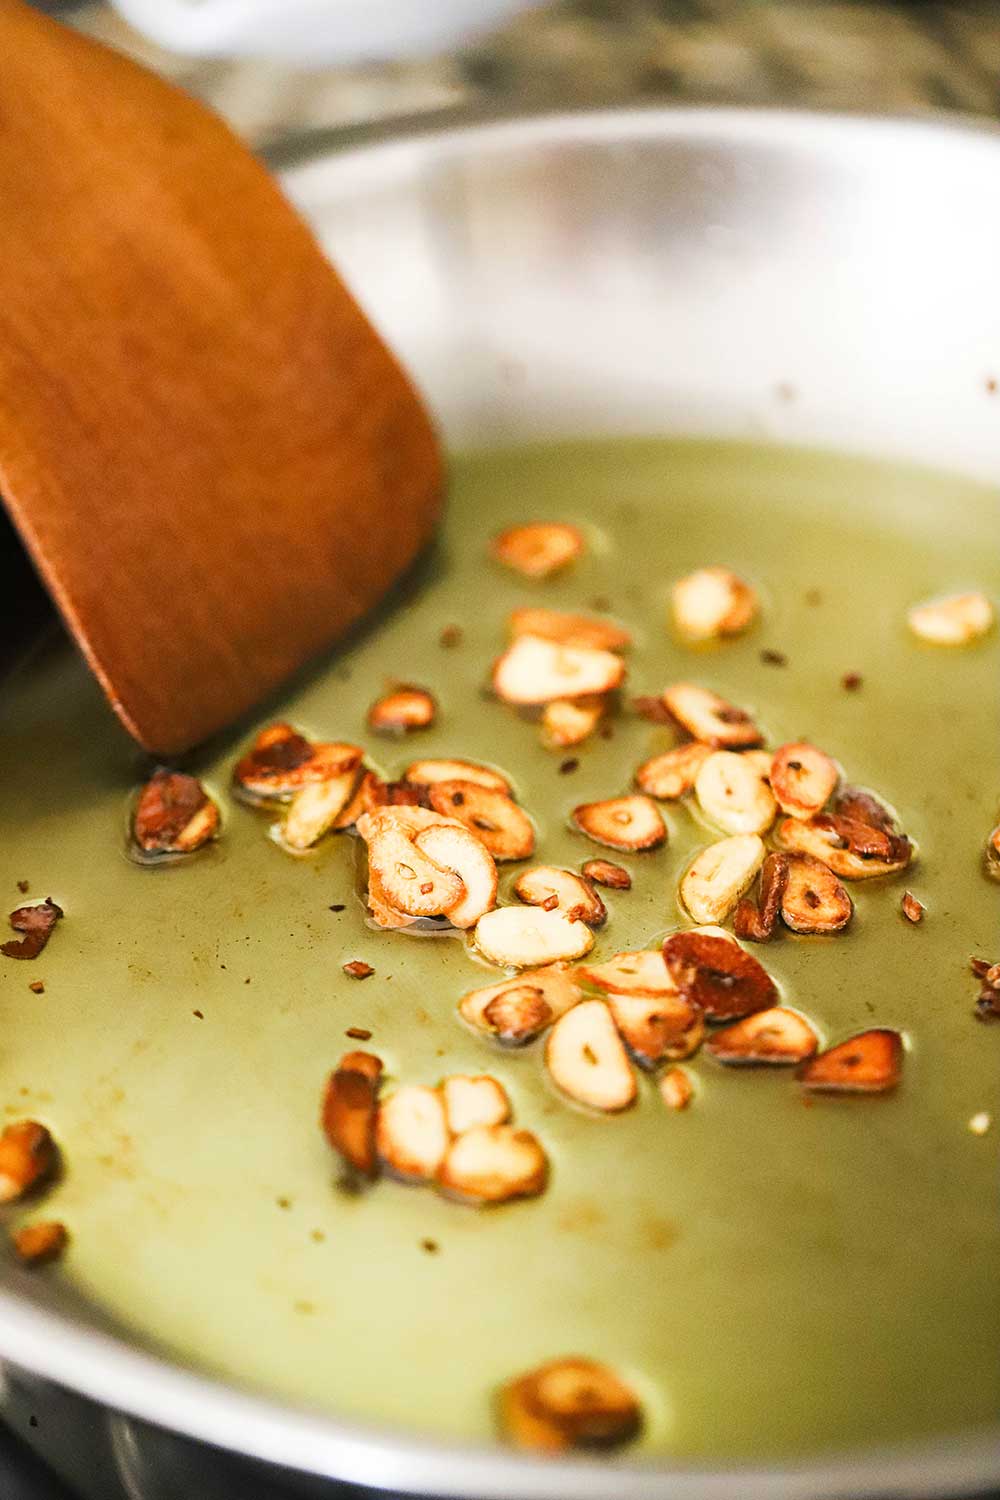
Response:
[490,522,584,579]
[500,1358,642,1452]
[907,591,993,646]
[367,686,437,735]
[671,567,757,641]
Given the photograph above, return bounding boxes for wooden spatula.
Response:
[0,0,443,755]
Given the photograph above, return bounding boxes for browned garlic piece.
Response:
[493,635,625,706]
[500,1357,642,1452]
[474,906,594,968]
[606,992,705,1067]
[403,759,512,795]
[582,859,631,890]
[367,686,437,735]
[545,1000,636,1111]
[321,1051,383,1177]
[376,1085,450,1182]
[441,1075,511,1134]
[438,1125,547,1204]
[777,816,912,879]
[662,683,762,749]
[426,781,535,862]
[671,567,757,641]
[679,834,766,924]
[12,1220,68,1266]
[572,795,666,852]
[707,1006,818,1064]
[490,522,584,579]
[0,1121,56,1203]
[659,1068,694,1111]
[540,697,605,749]
[636,741,713,800]
[514,866,606,925]
[578,949,674,996]
[508,607,631,652]
[907,591,993,645]
[459,965,582,1044]
[234,724,363,802]
[769,742,838,820]
[780,853,853,933]
[132,770,220,855]
[694,750,777,836]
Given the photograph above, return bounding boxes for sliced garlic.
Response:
[707,1007,818,1065]
[233,724,363,802]
[441,1075,511,1134]
[459,965,582,1044]
[798,1028,903,1093]
[540,696,605,749]
[907,591,993,646]
[321,1051,383,1178]
[366,823,465,918]
[403,759,512,795]
[514,866,606,926]
[733,851,789,942]
[509,607,631,652]
[679,834,766,924]
[438,1124,547,1203]
[659,1068,694,1112]
[132,770,220,855]
[500,1357,642,1452]
[413,823,498,929]
[770,742,839,820]
[376,1085,450,1182]
[694,750,777,836]
[780,853,853,933]
[492,635,625,706]
[582,858,631,890]
[280,768,358,850]
[777,816,912,880]
[545,1000,637,1111]
[662,683,762,749]
[490,522,584,579]
[367,686,437,735]
[635,741,713,800]
[578,949,675,996]
[474,906,594,969]
[671,567,757,641]
[0,1121,57,1204]
[572,795,666,852]
[427,781,535,863]
[664,931,777,1021]
[606,991,705,1068]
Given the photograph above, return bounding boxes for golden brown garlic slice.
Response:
[540,697,605,749]
[367,686,437,736]
[12,1220,68,1266]
[474,906,594,969]
[571,795,666,852]
[707,1006,818,1064]
[441,1075,511,1134]
[659,1068,694,1112]
[376,1086,450,1182]
[671,567,757,641]
[0,1121,56,1203]
[578,949,674,996]
[901,891,925,924]
[769,742,839,820]
[582,859,631,890]
[500,1357,642,1452]
[366,823,465,918]
[132,770,219,855]
[491,522,584,579]
[459,965,582,1044]
[426,781,535,863]
[679,834,765,924]
[413,823,498,929]
[907,591,994,645]
[493,635,625,706]
[780,853,853,934]
[777,816,912,880]
[438,1125,547,1204]
[321,1050,383,1177]
[514,866,606,926]
[694,750,777,836]
[403,759,512,795]
[280,768,359,851]
[733,851,789,942]
[234,724,363,802]
[662,683,763,749]
[798,1028,903,1093]
[545,1000,636,1111]
[663,932,777,1021]
[636,741,713,800]
[509,607,631,652]
[606,991,705,1068]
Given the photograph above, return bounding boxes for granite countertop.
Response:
[71,0,1000,152]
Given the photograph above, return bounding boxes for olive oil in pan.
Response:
[0,438,997,1460]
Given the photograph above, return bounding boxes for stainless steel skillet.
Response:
[1,108,999,1499]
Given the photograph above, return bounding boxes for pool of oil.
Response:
[0,437,997,1462]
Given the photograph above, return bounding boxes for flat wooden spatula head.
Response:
[0,0,442,755]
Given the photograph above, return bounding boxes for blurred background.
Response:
[37,0,1000,155]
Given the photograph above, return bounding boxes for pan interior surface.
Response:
[0,434,997,1466]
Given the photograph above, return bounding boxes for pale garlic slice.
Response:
[375,1085,450,1182]
[438,1124,547,1204]
[694,750,777,836]
[413,823,498,929]
[367,686,436,735]
[441,1075,511,1134]
[671,567,757,641]
[540,696,605,749]
[474,906,594,969]
[907,591,993,646]
[545,1000,636,1111]
[492,635,625,706]
[679,834,766,924]
[513,866,606,926]
[280,767,359,851]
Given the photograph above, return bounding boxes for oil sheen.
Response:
[0,438,997,1462]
